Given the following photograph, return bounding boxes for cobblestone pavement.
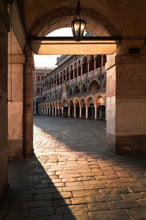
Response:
[0,116,146,220]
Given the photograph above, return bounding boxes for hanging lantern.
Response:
[71,0,86,41]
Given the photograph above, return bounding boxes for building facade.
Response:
[36,55,107,120]
[33,67,54,114]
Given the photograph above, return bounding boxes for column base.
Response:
[107,134,146,155]
[116,135,146,155]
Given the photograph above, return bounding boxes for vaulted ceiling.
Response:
[17,0,146,37]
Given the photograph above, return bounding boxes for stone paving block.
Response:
[68,204,88,214]
[87,202,110,211]
[128,185,146,193]
[30,207,55,216]
[72,189,99,197]
[38,215,63,220]
[88,209,130,220]
[8,208,29,218]
[65,182,83,187]
[137,198,146,206]
[29,200,52,208]
[53,198,71,207]
[64,213,89,220]
[108,199,140,209]
[33,193,52,200]
[126,207,146,220]
[96,193,122,202]
[121,192,145,200]
[53,191,72,199]
[63,186,85,192]
[62,178,77,182]
[71,195,97,205]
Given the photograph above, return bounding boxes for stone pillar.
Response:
[94,56,96,70]
[88,60,90,73]
[106,51,146,155]
[68,107,70,117]
[0,0,9,200]
[8,53,25,158]
[55,108,57,116]
[94,105,97,120]
[80,106,82,119]
[49,108,51,116]
[24,44,34,157]
[58,108,60,116]
[86,107,88,119]
[74,105,76,118]
[81,64,83,75]
[62,107,64,116]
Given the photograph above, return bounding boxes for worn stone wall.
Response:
[106,53,146,155]
[8,30,25,159]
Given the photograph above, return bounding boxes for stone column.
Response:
[55,108,57,116]
[94,56,97,70]
[24,44,34,157]
[49,108,51,116]
[58,108,60,116]
[81,64,83,75]
[94,105,97,120]
[68,107,70,117]
[106,51,146,155]
[74,105,76,118]
[62,107,64,116]
[88,60,90,73]
[86,107,88,119]
[80,106,82,118]
[8,53,25,159]
[0,0,9,200]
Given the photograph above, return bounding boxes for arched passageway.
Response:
[97,105,106,120]
[82,103,86,119]
[76,103,80,118]
[87,98,95,120]
[70,101,74,118]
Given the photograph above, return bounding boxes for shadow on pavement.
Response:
[0,156,76,220]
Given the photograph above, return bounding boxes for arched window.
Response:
[103,55,107,66]
[96,55,101,68]
[38,88,40,94]
[83,57,88,74]
[38,75,40,81]
[70,65,73,79]
[88,80,99,91]
[89,55,94,71]
[78,61,81,76]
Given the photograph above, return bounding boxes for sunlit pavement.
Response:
[0,116,146,220]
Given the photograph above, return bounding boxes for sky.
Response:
[34,28,73,68]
